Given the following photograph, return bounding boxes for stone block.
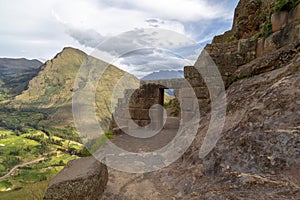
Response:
[198,99,211,109]
[129,98,159,109]
[179,88,196,98]
[131,120,151,127]
[186,77,205,87]
[264,35,277,54]
[181,98,194,111]
[184,66,201,78]
[129,108,150,120]
[271,11,289,32]
[256,38,265,57]
[44,157,108,200]
[238,39,257,63]
[114,108,130,119]
[193,87,209,99]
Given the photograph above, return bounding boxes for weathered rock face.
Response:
[44,157,108,200]
[213,0,274,43]
[203,53,300,175]
[160,50,300,199]
[158,2,300,198]
[205,0,300,87]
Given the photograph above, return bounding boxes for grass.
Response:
[227,36,236,43]
[0,180,49,200]
[84,132,115,154]
[164,98,180,117]
[232,72,255,82]
[0,127,81,194]
[260,19,273,38]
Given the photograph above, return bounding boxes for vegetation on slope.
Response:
[274,0,300,11]
[13,47,139,131]
[0,127,82,193]
[0,47,139,197]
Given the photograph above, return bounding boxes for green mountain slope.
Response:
[0,47,139,195]
[12,47,139,134]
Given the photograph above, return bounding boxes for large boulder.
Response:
[44,156,108,200]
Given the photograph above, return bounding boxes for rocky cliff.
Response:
[163,1,300,199]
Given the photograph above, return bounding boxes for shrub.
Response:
[261,19,273,38]
[274,0,300,12]
[227,36,236,43]
[232,72,254,82]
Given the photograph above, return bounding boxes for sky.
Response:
[0,0,239,78]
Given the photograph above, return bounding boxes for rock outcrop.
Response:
[160,1,300,199]
[43,157,108,200]
[205,1,300,86]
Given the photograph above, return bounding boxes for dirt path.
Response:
[0,157,46,181]
[101,117,182,199]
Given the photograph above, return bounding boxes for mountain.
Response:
[12,47,139,132]
[141,70,184,80]
[0,47,139,196]
[0,58,42,99]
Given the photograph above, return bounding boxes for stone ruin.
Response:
[110,65,218,134]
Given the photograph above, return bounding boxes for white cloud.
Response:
[99,0,233,21]
[0,0,239,74]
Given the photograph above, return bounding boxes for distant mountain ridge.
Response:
[142,70,184,96]
[0,58,42,96]
[141,70,184,80]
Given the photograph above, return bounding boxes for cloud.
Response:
[110,47,196,78]
[145,18,186,34]
[99,0,235,21]
[66,27,106,48]
[0,0,239,70]
[69,27,196,56]
[69,27,199,78]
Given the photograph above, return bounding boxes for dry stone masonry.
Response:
[111,78,201,134]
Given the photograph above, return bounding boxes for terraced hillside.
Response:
[0,47,139,198]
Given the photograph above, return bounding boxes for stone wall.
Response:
[184,66,210,113]
[204,39,257,85]
[257,3,300,56]
[111,79,201,133]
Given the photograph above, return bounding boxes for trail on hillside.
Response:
[0,157,46,181]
